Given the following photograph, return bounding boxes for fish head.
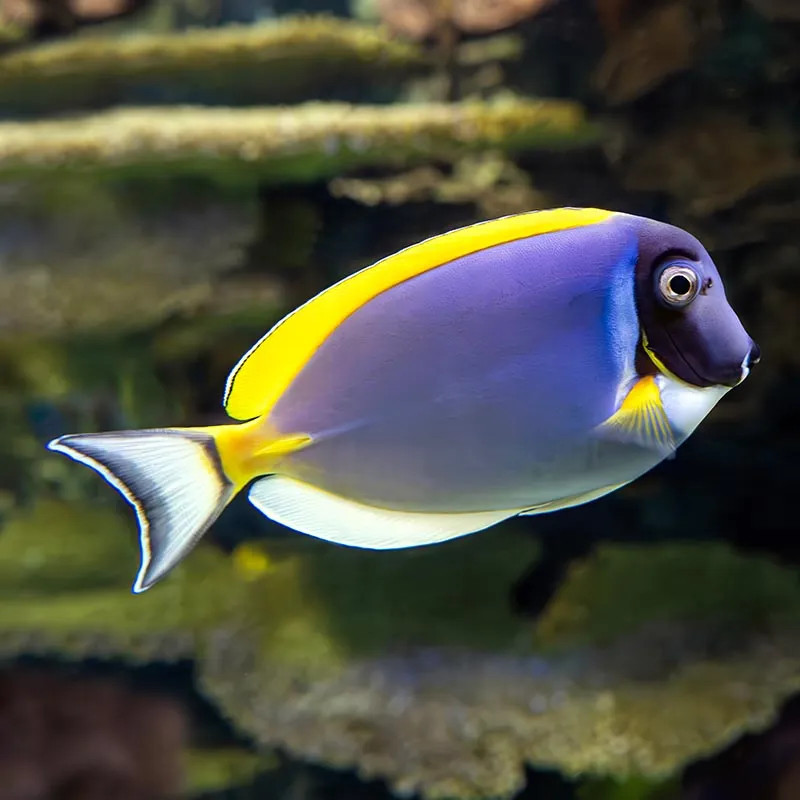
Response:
[634,218,759,388]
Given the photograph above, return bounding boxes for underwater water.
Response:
[0,0,798,797]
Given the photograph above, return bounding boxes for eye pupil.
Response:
[656,263,700,308]
[668,274,692,296]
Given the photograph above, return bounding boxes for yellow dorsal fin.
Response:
[223,207,614,421]
[598,376,676,453]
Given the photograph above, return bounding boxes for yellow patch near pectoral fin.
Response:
[597,376,676,454]
[223,207,615,421]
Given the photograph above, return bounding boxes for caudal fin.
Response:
[47,428,234,593]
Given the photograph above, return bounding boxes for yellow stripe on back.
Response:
[223,207,614,421]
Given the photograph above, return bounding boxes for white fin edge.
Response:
[248,475,520,549]
[519,482,627,515]
[48,430,233,592]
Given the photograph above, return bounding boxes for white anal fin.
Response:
[519,482,626,515]
[248,476,518,549]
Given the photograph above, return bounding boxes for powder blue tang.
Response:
[47,208,758,591]
[268,214,704,511]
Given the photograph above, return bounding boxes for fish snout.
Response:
[746,341,761,368]
[727,340,761,387]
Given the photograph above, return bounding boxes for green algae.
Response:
[270,524,540,655]
[1,499,800,797]
[184,747,278,794]
[0,508,298,661]
[0,100,600,185]
[534,542,800,651]
[201,623,800,798]
[0,500,539,667]
[0,175,276,338]
[329,150,547,217]
[0,16,424,112]
[577,777,679,800]
[0,501,137,595]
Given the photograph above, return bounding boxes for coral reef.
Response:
[328,151,549,217]
[577,776,677,800]
[202,628,800,798]
[0,0,799,798]
[0,177,270,337]
[0,99,598,181]
[1,501,799,799]
[0,15,424,112]
[198,540,800,798]
[184,747,278,794]
[533,542,800,650]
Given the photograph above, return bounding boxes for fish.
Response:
[47,208,760,593]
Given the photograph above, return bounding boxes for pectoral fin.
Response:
[597,375,676,454]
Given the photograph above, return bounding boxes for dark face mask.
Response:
[634,227,759,388]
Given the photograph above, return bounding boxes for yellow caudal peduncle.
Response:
[202,420,312,491]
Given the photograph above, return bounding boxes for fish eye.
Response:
[656,263,700,308]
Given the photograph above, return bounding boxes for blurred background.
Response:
[0,0,798,798]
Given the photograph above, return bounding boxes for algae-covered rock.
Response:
[0,497,539,663]
[328,151,550,217]
[196,540,800,798]
[2,498,800,799]
[0,99,600,183]
[202,627,800,799]
[0,16,423,114]
[0,500,137,595]
[534,542,800,650]
[577,776,678,800]
[185,747,278,794]
[0,176,282,337]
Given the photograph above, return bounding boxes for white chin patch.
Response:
[656,375,729,440]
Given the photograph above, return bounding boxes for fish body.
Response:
[48,208,758,592]
[265,215,701,512]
